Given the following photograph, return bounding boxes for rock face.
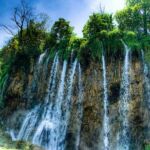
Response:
[0,52,149,150]
[67,59,144,150]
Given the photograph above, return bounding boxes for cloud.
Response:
[83,0,125,13]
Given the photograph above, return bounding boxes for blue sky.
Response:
[0,0,125,48]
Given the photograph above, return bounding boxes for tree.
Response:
[12,0,34,43]
[50,18,74,57]
[83,13,113,39]
[126,0,141,6]
[0,0,34,43]
[115,5,142,32]
[126,0,150,35]
[22,20,47,56]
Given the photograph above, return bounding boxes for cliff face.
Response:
[0,53,149,150]
[67,58,145,150]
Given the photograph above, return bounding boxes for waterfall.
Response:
[117,43,131,150]
[32,60,68,150]
[75,63,84,150]
[16,53,59,142]
[41,59,77,150]
[17,105,40,140]
[102,54,109,150]
[9,129,17,141]
[38,51,46,64]
[58,59,77,150]
[10,52,79,150]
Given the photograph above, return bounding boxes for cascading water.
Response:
[117,43,131,150]
[58,59,77,150]
[32,60,67,150]
[102,54,109,150]
[75,63,84,150]
[9,53,78,150]
[38,51,46,64]
[16,53,59,142]
[17,105,40,140]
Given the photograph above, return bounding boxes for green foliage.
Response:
[143,35,150,61]
[22,20,46,57]
[46,18,74,60]
[125,0,150,35]
[145,144,150,150]
[0,128,42,150]
[106,29,124,58]
[126,0,150,6]
[77,39,91,66]
[0,74,8,108]
[88,39,102,61]
[142,35,150,50]
[50,18,73,48]
[83,13,113,39]
[115,5,142,31]
[0,18,48,107]
[0,1,150,92]
[108,29,122,39]
[123,31,141,49]
[126,0,141,6]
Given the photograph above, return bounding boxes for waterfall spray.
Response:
[17,105,40,140]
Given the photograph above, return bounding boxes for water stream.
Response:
[117,43,131,150]
[102,54,109,150]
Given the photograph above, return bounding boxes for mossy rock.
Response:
[0,128,43,150]
[145,144,150,150]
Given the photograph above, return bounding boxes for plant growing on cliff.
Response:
[126,0,150,35]
[46,18,74,60]
[83,13,114,39]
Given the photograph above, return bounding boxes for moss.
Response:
[0,128,42,150]
[145,145,150,150]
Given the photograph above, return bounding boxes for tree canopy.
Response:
[83,13,114,39]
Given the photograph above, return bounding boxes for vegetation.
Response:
[0,128,42,150]
[45,18,74,60]
[145,144,150,150]
[0,0,150,106]
[115,0,150,59]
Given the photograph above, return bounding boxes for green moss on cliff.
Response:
[0,129,42,150]
[145,146,150,150]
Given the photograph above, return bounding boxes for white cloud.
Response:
[84,0,125,13]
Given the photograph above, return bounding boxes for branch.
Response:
[0,24,15,35]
